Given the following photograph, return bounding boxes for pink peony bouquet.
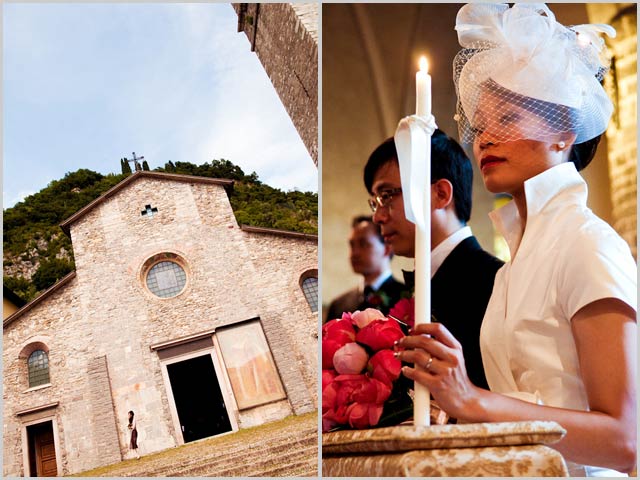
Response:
[322,301,416,432]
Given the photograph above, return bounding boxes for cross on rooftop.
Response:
[125,152,145,172]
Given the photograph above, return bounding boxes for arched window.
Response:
[28,350,50,387]
[300,273,318,313]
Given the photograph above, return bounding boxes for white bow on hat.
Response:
[454,3,616,144]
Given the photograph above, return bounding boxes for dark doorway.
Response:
[26,421,58,477]
[166,354,232,443]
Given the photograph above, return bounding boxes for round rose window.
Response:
[145,258,187,298]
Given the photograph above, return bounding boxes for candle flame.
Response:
[419,56,429,73]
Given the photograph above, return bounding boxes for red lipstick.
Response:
[480,155,506,170]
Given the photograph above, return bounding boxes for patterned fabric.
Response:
[322,421,565,454]
[323,421,569,477]
[323,445,569,477]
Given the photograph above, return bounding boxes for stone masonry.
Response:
[233,3,318,166]
[86,356,121,463]
[588,4,637,257]
[3,172,318,476]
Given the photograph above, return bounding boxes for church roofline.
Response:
[3,272,76,328]
[59,171,234,236]
[240,225,317,240]
[4,286,27,308]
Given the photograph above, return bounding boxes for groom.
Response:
[363,130,503,390]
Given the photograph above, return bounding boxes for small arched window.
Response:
[300,272,318,313]
[28,350,50,387]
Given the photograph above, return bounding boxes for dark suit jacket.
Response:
[430,236,504,390]
[326,275,406,322]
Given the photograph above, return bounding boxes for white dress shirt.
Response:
[430,226,473,278]
[480,162,636,476]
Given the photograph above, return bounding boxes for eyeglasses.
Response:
[368,188,403,213]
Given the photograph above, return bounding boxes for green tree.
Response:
[3,275,36,303]
[32,258,75,292]
[142,160,150,171]
[3,159,316,301]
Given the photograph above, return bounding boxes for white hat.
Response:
[453,3,615,144]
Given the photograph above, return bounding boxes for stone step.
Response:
[155,430,317,476]
[179,444,318,477]
[73,412,318,477]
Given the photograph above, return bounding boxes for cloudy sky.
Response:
[3,3,317,208]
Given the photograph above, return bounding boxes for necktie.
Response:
[402,270,415,291]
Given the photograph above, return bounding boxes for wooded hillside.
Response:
[4,160,317,302]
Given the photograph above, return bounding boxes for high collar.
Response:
[489,162,588,259]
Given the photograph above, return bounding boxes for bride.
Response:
[396,4,636,476]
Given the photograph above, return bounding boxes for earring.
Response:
[558,141,566,150]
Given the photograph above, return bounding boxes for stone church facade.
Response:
[3,171,318,476]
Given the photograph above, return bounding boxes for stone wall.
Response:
[241,229,318,411]
[86,356,122,463]
[3,175,318,476]
[593,5,637,257]
[233,3,318,165]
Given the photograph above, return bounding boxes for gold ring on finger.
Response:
[425,356,433,371]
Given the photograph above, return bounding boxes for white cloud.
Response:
[3,3,317,210]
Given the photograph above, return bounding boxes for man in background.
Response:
[325,216,405,322]
[364,130,503,389]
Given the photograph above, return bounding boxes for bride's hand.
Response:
[396,323,483,420]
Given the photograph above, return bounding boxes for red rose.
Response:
[322,413,337,432]
[322,319,356,369]
[367,350,402,387]
[321,375,392,431]
[355,319,404,351]
[322,318,356,343]
[322,339,344,369]
[344,402,385,429]
[333,374,392,406]
[322,405,349,432]
[389,297,415,328]
[322,369,338,391]
[322,379,339,412]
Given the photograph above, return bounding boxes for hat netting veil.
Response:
[453,3,615,145]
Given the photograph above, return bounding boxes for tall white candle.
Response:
[413,55,432,427]
[416,56,431,117]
